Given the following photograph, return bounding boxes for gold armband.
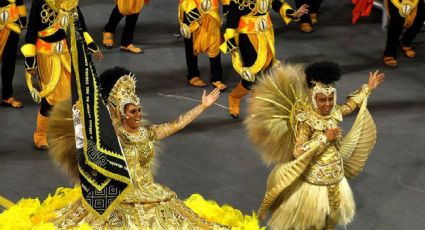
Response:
[223,28,236,40]
[220,29,238,53]
[83,32,94,44]
[18,5,27,17]
[279,3,293,25]
[180,0,196,12]
[21,43,36,57]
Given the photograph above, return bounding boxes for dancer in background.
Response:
[21,0,102,150]
[383,0,424,67]
[103,0,148,53]
[295,0,324,32]
[246,61,384,229]
[220,0,308,118]
[0,0,27,108]
[178,0,229,90]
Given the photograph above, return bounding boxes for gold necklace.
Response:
[118,126,148,144]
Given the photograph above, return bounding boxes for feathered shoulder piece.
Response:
[47,99,79,183]
[245,63,309,165]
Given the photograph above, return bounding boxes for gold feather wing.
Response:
[340,99,377,179]
[245,63,309,165]
[258,145,318,216]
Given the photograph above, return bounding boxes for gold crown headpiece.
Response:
[311,81,337,109]
[108,73,140,116]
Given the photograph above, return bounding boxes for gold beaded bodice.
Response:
[296,108,344,185]
[117,126,176,204]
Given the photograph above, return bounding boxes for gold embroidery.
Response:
[52,123,228,229]
[347,84,370,105]
[338,84,371,116]
[302,158,344,185]
[234,0,257,11]
[327,184,341,210]
[40,4,57,26]
[152,104,206,140]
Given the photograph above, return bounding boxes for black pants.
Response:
[1,31,19,100]
[384,0,425,57]
[104,5,139,46]
[295,0,324,24]
[39,98,52,117]
[184,37,223,82]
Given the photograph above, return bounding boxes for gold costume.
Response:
[0,0,25,57]
[220,0,295,81]
[21,0,99,150]
[117,0,145,15]
[22,1,73,104]
[179,0,226,57]
[386,0,420,28]
[47,74,228,229]
[21,0,99,104]
[34,39,71,105]
[246,64,377,230]
[52,109,227,229]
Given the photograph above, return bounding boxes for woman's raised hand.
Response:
[201,88,220,107]
[368,70,385,90]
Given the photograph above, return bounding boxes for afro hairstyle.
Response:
[98,66,132,103]
[305,61,342,88]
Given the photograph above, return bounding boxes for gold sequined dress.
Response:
[52,104,228,229]
[263,85,373,230]
[245,64,377,230]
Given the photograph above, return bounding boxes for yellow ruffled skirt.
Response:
[0,187,264,230]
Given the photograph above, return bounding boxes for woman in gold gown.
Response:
[46,66,232,229]
[0,69,263,229]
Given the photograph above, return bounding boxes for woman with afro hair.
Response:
[245,61,384,230]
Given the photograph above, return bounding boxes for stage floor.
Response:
[0,1,424,229]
